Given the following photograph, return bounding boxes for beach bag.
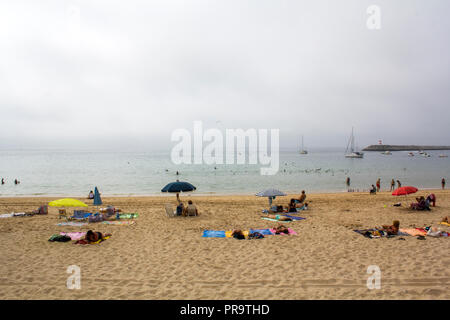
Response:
[248,232,264,239]
[48,234,71,242]
[89,213,104,223]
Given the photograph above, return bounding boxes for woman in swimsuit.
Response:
[261,214,292,221]
[85,230,111,243]
[273,225,290,234]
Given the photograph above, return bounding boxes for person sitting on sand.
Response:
[441,216,450,223]
[426,194,436,207]
[88,190,94,199]
[176,202,185,216]
[231,229,246,240]
[296,190,307,205]
[380,220,400,235]
[261,213,293,221]
[411,196,430,211]
[273,225,290,234]
[370,185,377,194]
[183,200,198,217]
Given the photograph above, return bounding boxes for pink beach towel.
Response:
[399,228,427,237]
[60,232,86,240]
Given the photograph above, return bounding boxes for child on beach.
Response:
[380,220,400,235]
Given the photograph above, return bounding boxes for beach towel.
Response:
[203,228,296,238]
[439,222,450,227]
[117,213,139,219]
[60,232,86,240]
[57,222,88,227]
[270,228,297,235]
[399,228,426,237]
[249,228,274,235]
[101,220,135,226]
[225,230,250,238]
[262,217,292,222]
[354,229,409,238]
[202,230,226,238]
[0,213,14,218]
[354,229,388,238]
[281,214,306,221]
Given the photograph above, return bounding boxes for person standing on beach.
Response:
[376,178,381,192]
[397,180,401,188]
[442,178,446,190]
[346,177,350,187]
[390,179,395,191]
[1,178,4,185]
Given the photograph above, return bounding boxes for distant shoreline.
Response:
[0,187,442,199]
[362,145,450,151]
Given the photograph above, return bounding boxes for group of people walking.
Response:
[347,177,446,192]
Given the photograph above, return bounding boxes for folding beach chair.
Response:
[58,209,68,220]
[164,204,177,218]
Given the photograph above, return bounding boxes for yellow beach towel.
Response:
[225,230,249,238]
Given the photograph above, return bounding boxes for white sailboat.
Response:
[299,136,308,154]
[345,127,364,158]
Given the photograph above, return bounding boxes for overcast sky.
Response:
[0,0,449,151]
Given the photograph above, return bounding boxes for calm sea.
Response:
[0,149,448,197]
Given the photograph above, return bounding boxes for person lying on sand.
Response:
[261,213,293,221]
[379,220,400,235]
[84,230,111,243]
[273,225,289,234]
[231,229,246,240]
[441,216,450,223]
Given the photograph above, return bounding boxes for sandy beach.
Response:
[0,190,449,300]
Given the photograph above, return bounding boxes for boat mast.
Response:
[351,127,355,152]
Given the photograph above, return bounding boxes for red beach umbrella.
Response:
[392,186,418,196]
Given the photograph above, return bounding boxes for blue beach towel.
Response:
[281,214,306,221]
[202,230,226,238]
[249,228,274,235]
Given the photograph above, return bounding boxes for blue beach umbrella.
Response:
[93,186,102,206]
[161,180,196,201]
[256,188,287,206]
